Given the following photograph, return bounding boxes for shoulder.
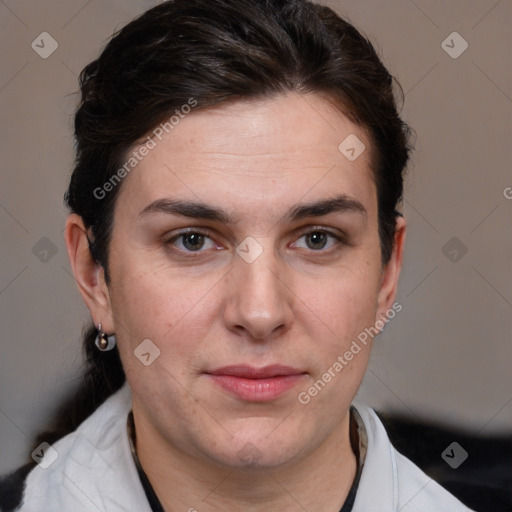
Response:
[392,447,474,511]
[0,384,150,512]
[351,402,475,512]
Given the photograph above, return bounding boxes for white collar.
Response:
[21,383,473,511]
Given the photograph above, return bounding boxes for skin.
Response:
[65,92,406,512]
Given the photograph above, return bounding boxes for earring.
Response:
[94,323,116,351]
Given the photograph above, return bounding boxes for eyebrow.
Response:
[139,194,367,224]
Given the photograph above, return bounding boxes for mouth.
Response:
[205,365,307,402]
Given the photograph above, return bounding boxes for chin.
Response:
[203,426,307,470]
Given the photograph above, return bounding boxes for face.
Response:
[73,93,404,470]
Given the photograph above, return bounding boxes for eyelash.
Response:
[164,227,345,256]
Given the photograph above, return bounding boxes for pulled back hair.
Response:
[49,0,412,445]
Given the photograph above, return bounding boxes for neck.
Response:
[132,409,357,512]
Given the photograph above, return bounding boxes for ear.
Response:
[375,215,406,320]
[64,214,115,334]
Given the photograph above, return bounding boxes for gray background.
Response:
[1,0,511,474]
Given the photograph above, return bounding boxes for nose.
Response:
[222,247,294,341]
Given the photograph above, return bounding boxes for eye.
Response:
[166,230,218,253]
[292,229,342,252]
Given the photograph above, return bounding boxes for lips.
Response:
[205,365,306,402]
[207,364,304,378]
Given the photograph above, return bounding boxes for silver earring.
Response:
[94,323,116,351]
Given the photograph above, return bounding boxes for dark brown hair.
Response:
[53,0,412,444]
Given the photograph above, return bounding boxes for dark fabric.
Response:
[339,407,363,511]
[377,411,512,512]
[127,412,165,512]
[338,471,359,512]
[133,461,165,512]
[0,462,36,512]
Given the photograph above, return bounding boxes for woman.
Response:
[0,0,474,510]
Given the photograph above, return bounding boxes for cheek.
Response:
[109,263,221,368]
[298,261,381,343]
[295,270,379,411]
[110,270,174,341]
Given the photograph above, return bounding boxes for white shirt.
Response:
[18,383,474,512]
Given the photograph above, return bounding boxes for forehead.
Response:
[116,93,376,221]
